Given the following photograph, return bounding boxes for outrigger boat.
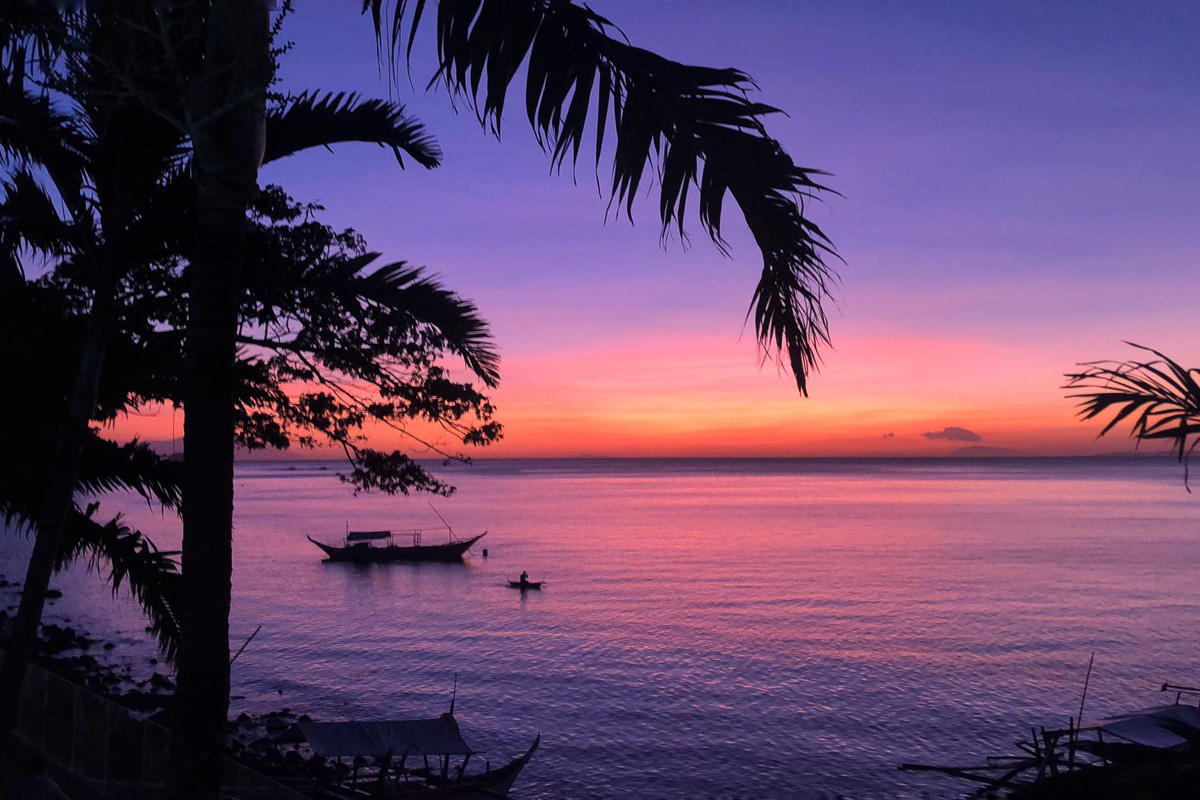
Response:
[296,709,539,799]
[308,515,486,564]
[900,678,1200,797]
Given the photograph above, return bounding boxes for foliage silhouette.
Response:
[0,5,500,773]
[0,284,185,659]
[1066,343,1200,489]
[9,1,844,793]
[367,0,840,393]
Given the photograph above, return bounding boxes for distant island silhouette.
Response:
[949,446,1027,457]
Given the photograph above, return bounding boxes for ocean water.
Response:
[2,457,1198,798]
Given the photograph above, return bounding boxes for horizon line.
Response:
[228,451,1176,463]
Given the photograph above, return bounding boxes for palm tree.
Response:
[28,3,842,794]
[0,5,160,742]
[176,3,272,783]
[1066,343,1200,489]
[0,278,186,735]
[0,7,462,780]
[173,7,460,787]
[0,282,185,661]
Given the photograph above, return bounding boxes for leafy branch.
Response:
[1065,343,1200,489]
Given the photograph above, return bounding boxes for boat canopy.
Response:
[1094,704,1200,750]
[298,715,474,758]
[346,530,391,542]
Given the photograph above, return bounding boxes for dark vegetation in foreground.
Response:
[0,582,341,789]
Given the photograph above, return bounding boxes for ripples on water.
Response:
[3,458,1198,798]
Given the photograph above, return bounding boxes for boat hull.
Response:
[308,533,486,563]
[403,735,539,799]
[313,735,539,799]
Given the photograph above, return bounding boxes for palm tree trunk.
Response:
[174,191,241,796]
[172,2,269,796]
[0,281,114,751]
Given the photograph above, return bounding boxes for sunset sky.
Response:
[114,1,1200,458]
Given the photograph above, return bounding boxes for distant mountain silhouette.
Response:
[950,446,1027,457]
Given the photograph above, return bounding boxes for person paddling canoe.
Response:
[508,571,543,590]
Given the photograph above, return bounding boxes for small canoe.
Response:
[508,580,544,590]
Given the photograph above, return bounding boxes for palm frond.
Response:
[350,258,499,386]
[1,168,75,268]
[251,239,500,386]
[0,79,88,203]
[367,0,839,393]
[0,0,69,89]
[263,90,441,168]
[0,495,34,537]
[59,509,181,661]
[76,438,183,510]
[1065,343,1200,489]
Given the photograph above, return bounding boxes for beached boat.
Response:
[901,680,1200,797]
[297,711,539,799]
[308,527,486,563]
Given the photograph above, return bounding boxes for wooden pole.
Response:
[1078,652,1095,725]
[1042,728,1058,777]
[229,625,262,666]
[1068,717,1076,770]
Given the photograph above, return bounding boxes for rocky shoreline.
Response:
[0,576,335,787]
[0,574,176,716]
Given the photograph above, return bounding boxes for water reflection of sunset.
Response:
[24,458,1193,796]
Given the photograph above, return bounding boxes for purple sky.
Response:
[241,1,1200,456]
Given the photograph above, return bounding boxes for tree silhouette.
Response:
[8,2,845,793]
[0,282,185,657]
[0,187,502,659]
[0,2,183,743]
[0,6,499,774]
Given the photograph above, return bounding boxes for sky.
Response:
[114,1,1200,458]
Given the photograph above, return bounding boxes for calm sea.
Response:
[3,458,1199,798]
